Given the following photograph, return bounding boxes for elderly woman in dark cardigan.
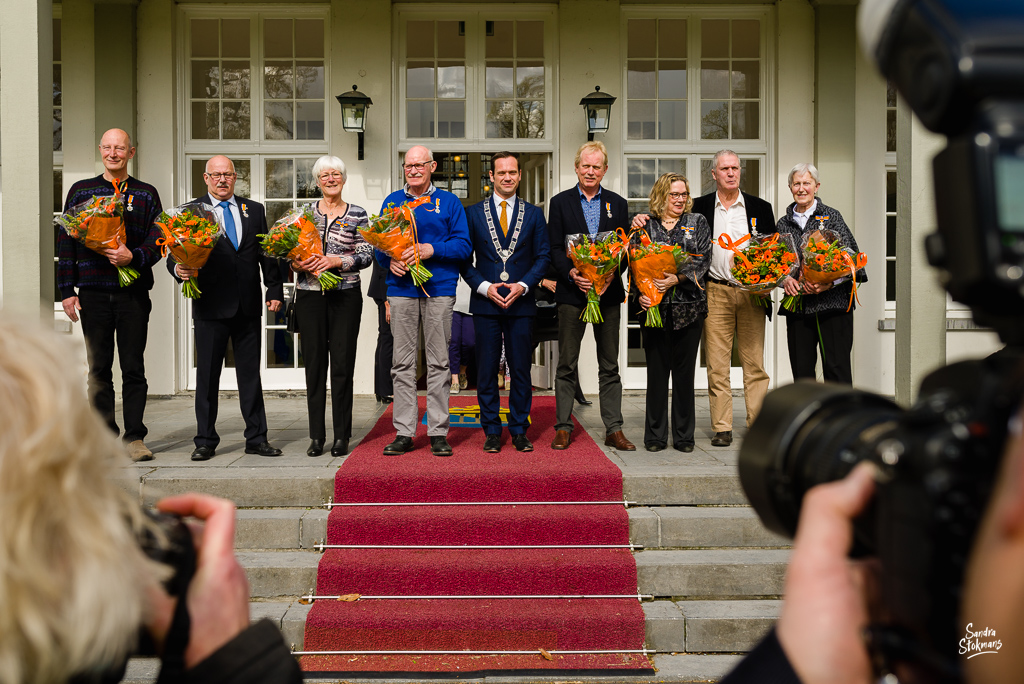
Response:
[291,155,372,457]
[777,162,868,384]
[630,173,711,453]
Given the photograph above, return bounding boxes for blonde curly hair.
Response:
[0,316,165,684]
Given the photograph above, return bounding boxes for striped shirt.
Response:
[295,201,372,291]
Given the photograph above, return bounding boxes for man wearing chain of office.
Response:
[462,152,550,453]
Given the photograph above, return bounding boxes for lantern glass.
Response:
[341,103,365,132]
[587,104,610,133]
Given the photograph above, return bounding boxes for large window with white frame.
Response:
[180,7,329,389]
[397,7,556,149]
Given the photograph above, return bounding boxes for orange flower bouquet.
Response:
[55,180,138,287]
[360,196,433,287]
[156,204,224,299]
[628,231,688,328]
[566,231,626,323]
[258,207,342,291]
[720,232,799,307]
[795,228,868,312]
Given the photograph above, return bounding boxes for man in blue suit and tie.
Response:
[463,152,550,453]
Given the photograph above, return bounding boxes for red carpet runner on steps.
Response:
[301,396,652,675]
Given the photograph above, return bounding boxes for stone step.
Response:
[623,467,747,506]
[231,506,787,552]
[239,548,789,600]
[644,599,781,653]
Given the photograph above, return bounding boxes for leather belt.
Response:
[707,277,731,286]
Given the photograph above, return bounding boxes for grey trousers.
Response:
[554,301,624,435]
[389,295,455,437]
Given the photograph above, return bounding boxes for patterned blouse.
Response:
[296,201,373,291]
[630,212,712,330]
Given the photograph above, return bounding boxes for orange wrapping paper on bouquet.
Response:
[259,207,343,291]
[155,203,224,298]
[360,196,433,288]
[799,228,868,311]
[55,180,139,286]
[628,232,686,327]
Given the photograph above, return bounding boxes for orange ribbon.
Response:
[839,251,869,312]
[717,233,752,268]
[401,195,432,297]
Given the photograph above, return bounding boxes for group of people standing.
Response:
[58,128,866,462]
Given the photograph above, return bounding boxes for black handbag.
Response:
[284,293,299,334]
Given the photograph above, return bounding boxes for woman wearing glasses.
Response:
[630,173,711,453]
[292,155,372,457]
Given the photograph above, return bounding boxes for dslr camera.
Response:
[740,0,1024,681]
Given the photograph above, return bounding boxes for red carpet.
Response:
[301,396,652,674]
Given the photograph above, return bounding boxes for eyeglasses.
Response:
[403,162,432,171]
[100,145,129,154]
[319,171,344,180]
[668,192,690,199]
[205,172,236,180]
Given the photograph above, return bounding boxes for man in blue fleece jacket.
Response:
[376,145,471,456]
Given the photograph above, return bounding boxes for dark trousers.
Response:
[449,311,475,372]
[193,312,267,449]
[554,302,623,435]
[643,318,704,447]
[786,310,854,384]
[78,287,151,441]
[295,288,362,442]
[475,314,533,435]
[373,298,394,398]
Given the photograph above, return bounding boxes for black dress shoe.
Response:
[382,395,394,404]
[191,445,216,461]
[331,439,350,457]
[430,435,453,457]
[675,443,695,453]
[711,431,733,447]
[511,434,534,452]
[574,392,593,406]
[307,439,325,457]
[483,434,502,453]
[245,441,282,457]
[383,435,415,455]
[645,442,666,452]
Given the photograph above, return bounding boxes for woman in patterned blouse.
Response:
[630,173,712,453]
[291,155,372,457]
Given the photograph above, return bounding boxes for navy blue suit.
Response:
[463,197,550,435]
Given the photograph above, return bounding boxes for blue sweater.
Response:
[376,186,471,298]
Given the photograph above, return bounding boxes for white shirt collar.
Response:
[794,199,818,218]
[491,193,517,215]
[210,194,236,207]
[715,191,745,209]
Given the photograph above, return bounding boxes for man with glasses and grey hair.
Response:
[377,145,472,457]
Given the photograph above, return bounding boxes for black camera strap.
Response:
[154,577,193,684]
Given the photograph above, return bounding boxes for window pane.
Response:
[701,20,729,58]
[516,63,544,98]
[222,19,250,58]
[53,18,61,61]
[485,101,514,138]
[886,260,896,301]
[264,19,292,59]
[886,171,897,213]
[234,160,252,199]
[886,215,896,257]
[627,158,657,198]
[732,61,759,98]
[192,101,219,139]
[740,159,760,196]
[658,158,686,177]
[517,21,544,58]
[700,101,729,139]
[222,62,250,99]
[267,201,293,226]
[53,64,62,106]
[628,19,655,58]
[437,21,464,59]
[297,158,319,199]
[53,109,62,152]
[222,101,251,139]
[407,100,434,137]
[517,100,544,138]
[887,109,897,152]
[264,101,294,139]
[627,101,656,140]
[191,159,209,198]
[486,63,514,98]
[886,81,897,108]
[266,159,294,198]
[437,63,465,98]
[295,63,325,99]
[658,101,686,140]
[658,60,686,99]
[437,100,465,138]
[732,102,758,139]
[407,21,434,59]
[192,61,219,98]
[658,20,686,58]
[486,20,513,58]
[701,61,730,99]
[407,63,435,99]
[732,20,760,58]
[295,19,324,59]
[296,102,325,140]
[627,61,656,100]
[53,168,63,213]
[191,19,218,58]
[264,62,293,99]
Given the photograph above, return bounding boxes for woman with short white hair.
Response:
[291,155,372,457]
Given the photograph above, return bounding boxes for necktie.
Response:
[219,200,238,250]
[500,200,509,237]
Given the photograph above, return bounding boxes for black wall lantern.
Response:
[336,85,373,160]
[579,86,616,141]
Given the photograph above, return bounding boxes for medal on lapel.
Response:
[241,203,249,218]
[751,218,757,234]
[126,195,134,212]
[605,201,612,219]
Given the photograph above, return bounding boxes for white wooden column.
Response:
[895,99,946,404]
[0,0,54,315]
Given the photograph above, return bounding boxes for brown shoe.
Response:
[604,430,636,451]
[551,429,572,450]
[127,440,154,462]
